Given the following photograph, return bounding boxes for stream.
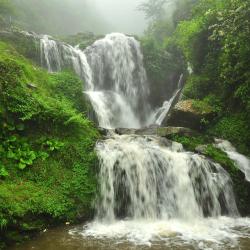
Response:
[8,221,250,250]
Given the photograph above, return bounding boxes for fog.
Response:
[91,0,147,35]
[12,0,148,35]
[12,0,181,36]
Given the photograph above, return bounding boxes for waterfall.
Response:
[40,33,152,128]
[152,74,184,126]
[95,135,238,221]
[153,89,181,126]
[77,134,250,247]
[39,33,250,247]
[40,35,93,88]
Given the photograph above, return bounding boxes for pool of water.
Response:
[8,218,250,250]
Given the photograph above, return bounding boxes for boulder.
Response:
[165,99,215,130]
[114,126,199,137]
[195,145,208,155]
[157,126,199,137]
[27,82,37,89]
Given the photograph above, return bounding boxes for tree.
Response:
[0,0,13,15]
[173,0,198,26]
[0,0,14,28]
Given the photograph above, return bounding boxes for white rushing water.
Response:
[39,32,250,249]
[151,74,184,126]
[71,135,250,248]
[95,135,238,221]
[40,33,153,128]
[215,139,250,182]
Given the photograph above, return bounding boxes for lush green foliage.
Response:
[140,34,185,107]
[143,0,250,155]
[209,114,250,155]
[176,0,250,109]
[0,41,99,247]
[176,0,250,154]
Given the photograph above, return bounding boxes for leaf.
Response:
[0,165,9,177]
[18,162,27,170]
[7,125,15,131]
[16,123,25,131]
[8,135,17,142]
[7,150,16,159]
[28,151,37,161]
[38,151,49,161]
[20,158,33,165]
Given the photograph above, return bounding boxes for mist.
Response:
[11,0,150,36]
[11,0,183,36]
[91,0,147,35]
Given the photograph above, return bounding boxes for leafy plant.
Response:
[0,164,8,178]
[42,139,64,152]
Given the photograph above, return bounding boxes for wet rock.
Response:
[115,126,199,137]
[115,128,137,135]
[98,127,112,136]
[195,145,208,155]
[27,82,37,89]
[166,99,215,130]
[157,126,199,137]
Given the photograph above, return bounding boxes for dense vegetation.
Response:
[0,41,99,249]
[141,0,250,155]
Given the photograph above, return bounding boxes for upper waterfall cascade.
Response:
[40,33,154,128]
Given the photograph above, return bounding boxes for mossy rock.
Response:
[166,99,215,130]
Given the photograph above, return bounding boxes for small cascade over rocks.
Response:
[95,134,238,221]
[40,35,93,88]
[152,74,184,126]
[215,139,250,182]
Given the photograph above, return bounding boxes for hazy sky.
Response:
[91,0,148,35]
[13,0,158,35]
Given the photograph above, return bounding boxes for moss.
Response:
[0,41,99,247]
[192,99,214,114]
[0,31,40,64]
[208,114,250,156]
[204,145,237,173]
[168,134,211,151]
[60,32,103,50]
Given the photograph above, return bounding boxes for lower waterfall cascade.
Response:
[38,32,250,249]
[69,135,250,248]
